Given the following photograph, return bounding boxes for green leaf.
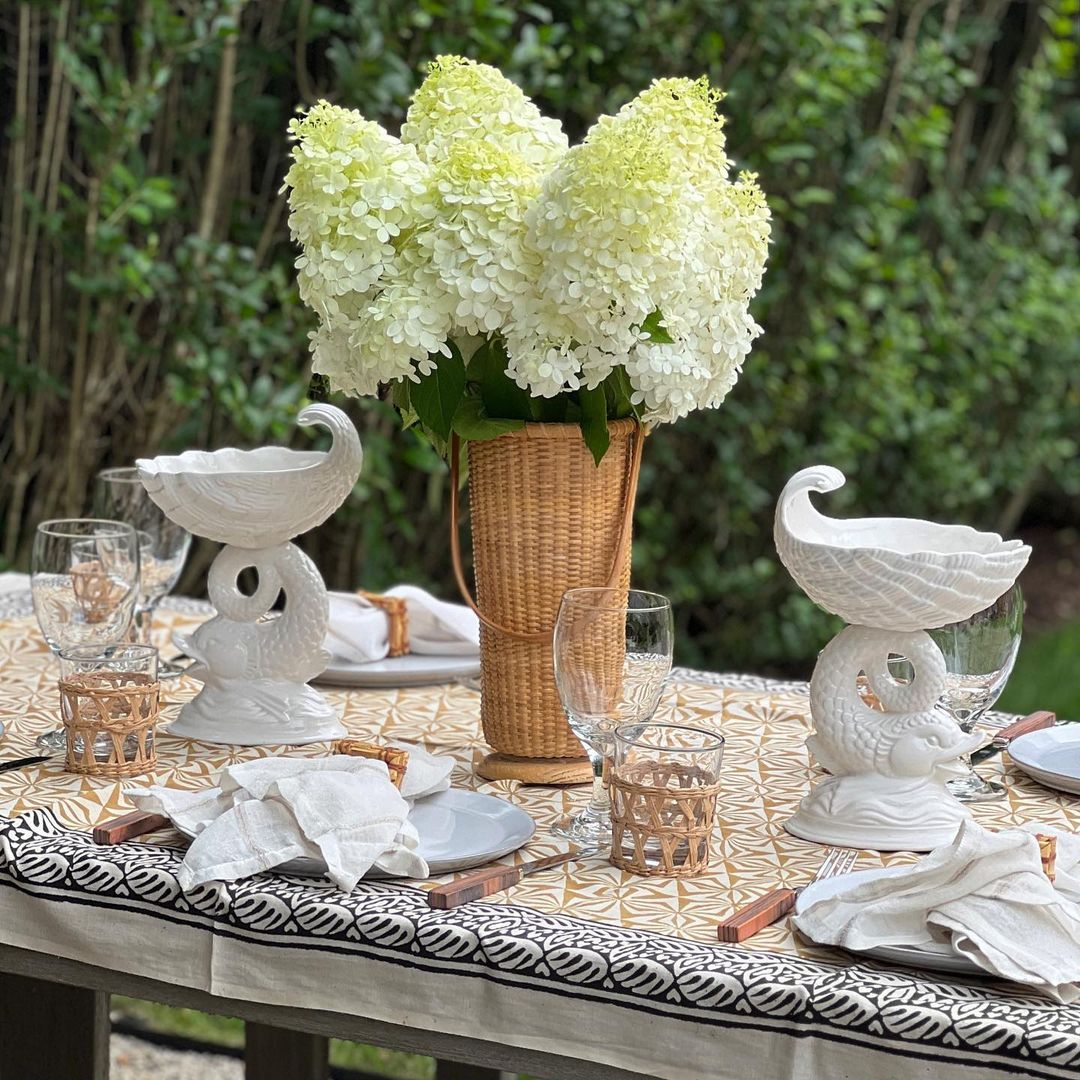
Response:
[604,367,643,420]
[466,339,536,420]
[411,345,467,441]
[578,384,609,465]
[451,395,525,441]
[535,395,570,422]
[639,309,674,345]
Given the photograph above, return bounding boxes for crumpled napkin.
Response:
[126,745,454,893]
[325,585,479,665]
[794,819,1080,1001]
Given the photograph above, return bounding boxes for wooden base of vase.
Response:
[477,752,592,786]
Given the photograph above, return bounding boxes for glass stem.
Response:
[133,602,157,645]
[587,757,609,817]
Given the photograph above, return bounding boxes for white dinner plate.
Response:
[171,630,480,690]
[314,653,481,689]
[172,787,534,879]
[1007,726,1080,795]
[796,867,984,975]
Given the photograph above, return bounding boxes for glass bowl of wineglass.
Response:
[552,588,674,848]
[94,466,192,676]
[928,583,1024,802]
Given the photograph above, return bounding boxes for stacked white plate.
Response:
[796,868,984,975]
[1008,725,1080,795]
[172,788,534,879]
[315,653,481,689]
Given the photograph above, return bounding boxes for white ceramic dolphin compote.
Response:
[775,465,1030,850]
[137,404,362,745]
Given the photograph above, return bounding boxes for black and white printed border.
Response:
[1,809,1078,1080]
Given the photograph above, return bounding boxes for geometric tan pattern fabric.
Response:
[1,608,1077,964]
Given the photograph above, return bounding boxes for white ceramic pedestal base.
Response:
[171,541,343,746]
[168,683,344,746]
[786,624,984,852]
[785,773,970,851]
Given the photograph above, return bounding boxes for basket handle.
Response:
[450,422,645,643]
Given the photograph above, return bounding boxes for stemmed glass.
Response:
[31,519,141,752]
[929,583,1024,802]
[93,467,191,676]
[552,588,674,847]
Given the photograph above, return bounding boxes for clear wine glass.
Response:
[93,466,192,676]
[552,588,674,847]
[31,519,140,752]
[928,583,1024,802]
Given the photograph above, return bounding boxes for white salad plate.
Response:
[796,866,984,975]
[314,653,481,689]
[1007,726,1080,795]
[173,787,534,879]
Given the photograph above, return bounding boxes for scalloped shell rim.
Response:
[137,446,325,478]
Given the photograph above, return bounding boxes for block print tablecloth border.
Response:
[3,807,1080,1080]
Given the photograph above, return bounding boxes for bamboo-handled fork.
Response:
[716,846,859,943]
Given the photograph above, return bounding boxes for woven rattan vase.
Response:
[452,420,642,785]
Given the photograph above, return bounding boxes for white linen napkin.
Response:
[126,748,453,893]
[325,585,479,665]
[794,819,1080,1002]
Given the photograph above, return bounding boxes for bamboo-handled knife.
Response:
[0,754,51,774]
[971,710,1055,766]
[427,849,582,909]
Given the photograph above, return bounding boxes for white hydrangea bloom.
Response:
[404,57,567,341]
[284,70,770,429]
[402,55,567,170]
[284,102,429,316]
[510,76,770,422]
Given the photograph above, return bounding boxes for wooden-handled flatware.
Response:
[717,846,859,943]
[427,849,582,909]
[0,754,52,774]
[970,710,1055,766]
[92,810,170,845]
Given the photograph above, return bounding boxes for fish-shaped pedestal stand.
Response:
[774,466,1030,850]
[137,404,362,745]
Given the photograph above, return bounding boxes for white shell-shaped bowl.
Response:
[774,465,1031,630]
[137,404,363,548]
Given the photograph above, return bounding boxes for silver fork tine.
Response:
[818,847,858,880]
[811,847,842,882]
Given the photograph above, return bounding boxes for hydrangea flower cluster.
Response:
[284,60,770,428]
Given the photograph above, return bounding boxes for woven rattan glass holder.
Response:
[450,421,644,785]
[609,723,725,878]
[58,671,160,778]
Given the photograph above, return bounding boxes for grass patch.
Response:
[113,998,435,1078]
[998,620,1080,721]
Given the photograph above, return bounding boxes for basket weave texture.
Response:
[58,672,159,778]
[609,761,721,878]
[466,421,639,761]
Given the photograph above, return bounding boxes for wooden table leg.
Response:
[435,1061,503,1080]
[245,1021,329,1080]
[0,972,109,1080]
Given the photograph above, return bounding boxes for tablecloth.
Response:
[1,598,1079,1080]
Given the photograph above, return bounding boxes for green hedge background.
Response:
[2,0,1078,673]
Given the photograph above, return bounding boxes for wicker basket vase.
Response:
[452,420,643,785]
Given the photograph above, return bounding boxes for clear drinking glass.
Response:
[610,722,725,875]
[552,588,674,847]
[928,583,1024,802]
[31,519,140,752]
[93,467,191,676]
[58,643,159,762]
